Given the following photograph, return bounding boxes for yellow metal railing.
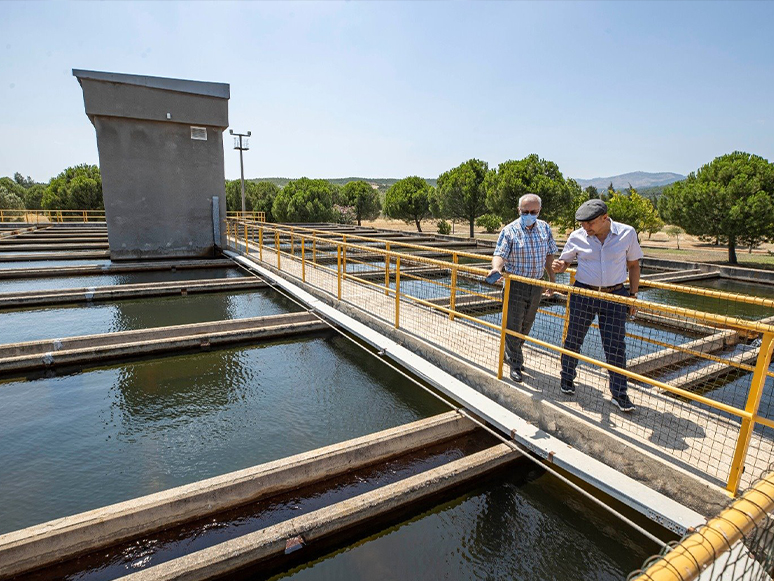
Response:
[226,219,774,495]
[227,210,266,223]
[0,209,106,223]
[630,467,774,580]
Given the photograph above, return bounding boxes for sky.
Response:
[1,1,772,183]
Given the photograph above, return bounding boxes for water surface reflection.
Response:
[271,463,661,581]
[0,290,300,344]
[0,336,449,533]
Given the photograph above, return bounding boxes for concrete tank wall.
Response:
[74,70,230,260]
[93,117,226,259]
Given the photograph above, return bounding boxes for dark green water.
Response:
[641,278,774,320]
[0,259,111,269]
[0,268,243,294]
[0,289,301,344]
[268,463,660,581]
[688,277,774,298]
[0,336,450,534]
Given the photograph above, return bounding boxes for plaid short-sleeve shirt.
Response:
[494,218,559,279]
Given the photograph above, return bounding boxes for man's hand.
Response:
[486,267,503,285]
[542,288,555,298]
[552,259,568,273]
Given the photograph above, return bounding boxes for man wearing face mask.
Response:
[552,198,643,412]
[488,193,558,383]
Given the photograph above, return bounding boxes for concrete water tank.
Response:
[73,69,230,260]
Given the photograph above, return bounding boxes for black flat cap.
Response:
[575,199,608,221]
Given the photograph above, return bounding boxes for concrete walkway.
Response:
[238,242,773,495]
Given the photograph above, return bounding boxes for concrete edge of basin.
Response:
[0,411,474,579]
[120,443,519,581]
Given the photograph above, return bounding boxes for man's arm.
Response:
[543,254,557,296]
[489,229,509,278]
[552,231,576,274]
[488,256,506,281]
[490,255,505,276]
[627,259,641,316]
[544,254,556,282]
[627,260,640,294]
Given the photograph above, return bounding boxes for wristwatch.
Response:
[629,292,637,297]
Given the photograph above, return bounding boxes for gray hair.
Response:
[518,193,542,210]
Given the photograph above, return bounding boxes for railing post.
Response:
[226,221,231,247]
[312,238,317,264]
[301,235,306,282]
[342,234,347,279]
[291,231,295,256]
[726,331,774,494]
[395,256,401,328]
[244,222,248,253]
[384,242,391,296]
[275,231,281,269]
[498,277,512,380]
[449,253,458,321]
[337,244,342,300]
[561,271,576,344]
[259,227,263,261]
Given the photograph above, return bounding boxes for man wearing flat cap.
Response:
[552,199,643,412]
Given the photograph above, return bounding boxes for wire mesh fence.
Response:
[226,220,774,495]
[628,465,774,581]
[226,210,266,222]
[0,209,106,223]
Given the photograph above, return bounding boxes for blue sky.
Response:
[1,1,772,183]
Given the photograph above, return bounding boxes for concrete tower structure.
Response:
[73,69,230,260]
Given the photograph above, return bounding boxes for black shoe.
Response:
[510,368,523,383]
[560,380,575,395]
[611,394,635,412]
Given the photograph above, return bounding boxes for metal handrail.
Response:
[226,210,266,223]
[0,209,106,223]
[226,219,774,495]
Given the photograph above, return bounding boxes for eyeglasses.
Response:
[520,209,540,215]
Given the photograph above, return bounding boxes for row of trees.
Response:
[381,154,665,238]
[226,178,382,226]
[659,152,774,264]
[380,152,774,265]
[7,151,772,265]
[0,165,104,211]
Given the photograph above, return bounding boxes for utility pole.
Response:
[229,129,251,215]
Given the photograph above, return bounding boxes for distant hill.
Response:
[246,177,437,191]
[573,171,685,191]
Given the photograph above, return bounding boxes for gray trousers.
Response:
[505,280,543,368]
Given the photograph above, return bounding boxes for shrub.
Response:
[476,213,502,233]
[332,204,356,225]
[436,219,451,235]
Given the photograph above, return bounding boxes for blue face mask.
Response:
[520,213,538,227]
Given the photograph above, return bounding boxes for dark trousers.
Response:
[505,280,543,369]
[560,284,629,398]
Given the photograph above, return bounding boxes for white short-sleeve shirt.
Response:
[559,220,644,287]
